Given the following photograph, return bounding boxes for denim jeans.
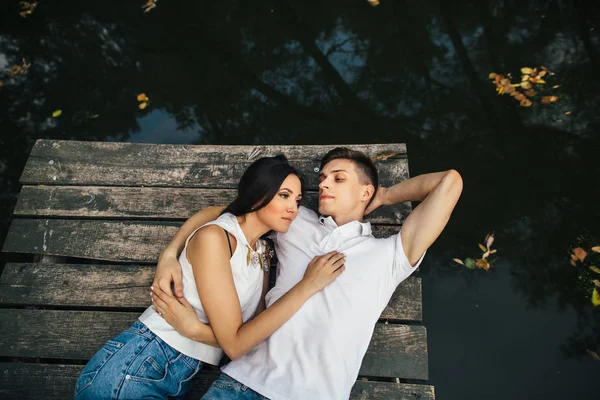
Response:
[202,374,270,400]
[74,321,202,399]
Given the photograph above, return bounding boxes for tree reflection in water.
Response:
[0,0,598,398]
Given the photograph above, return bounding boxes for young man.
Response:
[152,148,462,399]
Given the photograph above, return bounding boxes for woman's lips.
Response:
[320,195,334,200]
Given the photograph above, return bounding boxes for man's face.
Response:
[318,159,371,218]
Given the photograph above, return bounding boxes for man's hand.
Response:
[151,284,220,347]
[153,251,184,298]
[364,187,388,216]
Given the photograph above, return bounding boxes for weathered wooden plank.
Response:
[0,309,428,379]
[0,263,421,321]
[350,381,435,400]
[21,140,408,189]
[14,185,411,225]
[0,363,434,399]
[3,219,401,263]
[360,324,428,379]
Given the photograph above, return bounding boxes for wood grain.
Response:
[21,140,409,189]
[0,309,428,379]
[0,263,422,321]
[2,219,402,263]
[14,185,411,224]
[0,363,434,399]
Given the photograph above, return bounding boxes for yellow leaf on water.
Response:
[137,93,149,102]
[0,81,3,87]
[592,288,600,307]
[565,111,572,115]
[488,73,497,79]
[52,110,62,118]
[485,233,495,249]
[521,75,530,81]
[591,246,600,253]
[490,249,497,254]
[573,247,587,262]
[478,244,487,252]
[475,258,490,271]
[520,99,532,107]
[593,280,600,288]
[521,67,533,74]
[590,266,600,273]
[368,0,380,6]
[552,85,560,89]
[139,102,148,110]
[521,81,532,90]
[452,258,464,266]
[586,349,600,361]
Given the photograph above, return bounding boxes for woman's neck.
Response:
[237,213,269,250]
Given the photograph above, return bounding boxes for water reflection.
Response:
[0,0,599,398]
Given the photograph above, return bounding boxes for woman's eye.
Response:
[280,193,289,199]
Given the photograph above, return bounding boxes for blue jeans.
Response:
[202,374,269,400]
[74,321,202,399]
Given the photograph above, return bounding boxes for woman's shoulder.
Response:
[189,223,237,251]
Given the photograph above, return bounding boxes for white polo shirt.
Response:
[222,206,425,400]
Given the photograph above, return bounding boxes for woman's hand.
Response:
[364,186,388,216]
[151,285,219,346]
[153,251,184,297]
[299,251,346,296]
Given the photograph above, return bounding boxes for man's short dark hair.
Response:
[319,147,379,206]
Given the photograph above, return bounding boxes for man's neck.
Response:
[330,211,364,227]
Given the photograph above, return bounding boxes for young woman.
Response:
[74,155,346,399]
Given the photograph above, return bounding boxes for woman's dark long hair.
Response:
[221,155,303,217]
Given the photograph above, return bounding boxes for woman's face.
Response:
[256,174,302,233]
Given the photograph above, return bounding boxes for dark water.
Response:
[1,1,599,398]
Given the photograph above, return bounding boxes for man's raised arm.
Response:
[153,205,226,296]
[366,170,463,266]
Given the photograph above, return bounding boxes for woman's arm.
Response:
[153,206,226,297]
[169,225,345,360]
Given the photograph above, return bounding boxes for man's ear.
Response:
[361,184,375,203]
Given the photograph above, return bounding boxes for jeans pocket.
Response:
[75,340,124,396]
[172,357,202,397]
[131,355,166,381]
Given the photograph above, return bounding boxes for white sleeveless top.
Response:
[139,213,266,365]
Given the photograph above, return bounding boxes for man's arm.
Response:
[367,170,463,266]
[153,206,226,296]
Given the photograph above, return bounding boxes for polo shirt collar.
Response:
[318,214,372,236]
